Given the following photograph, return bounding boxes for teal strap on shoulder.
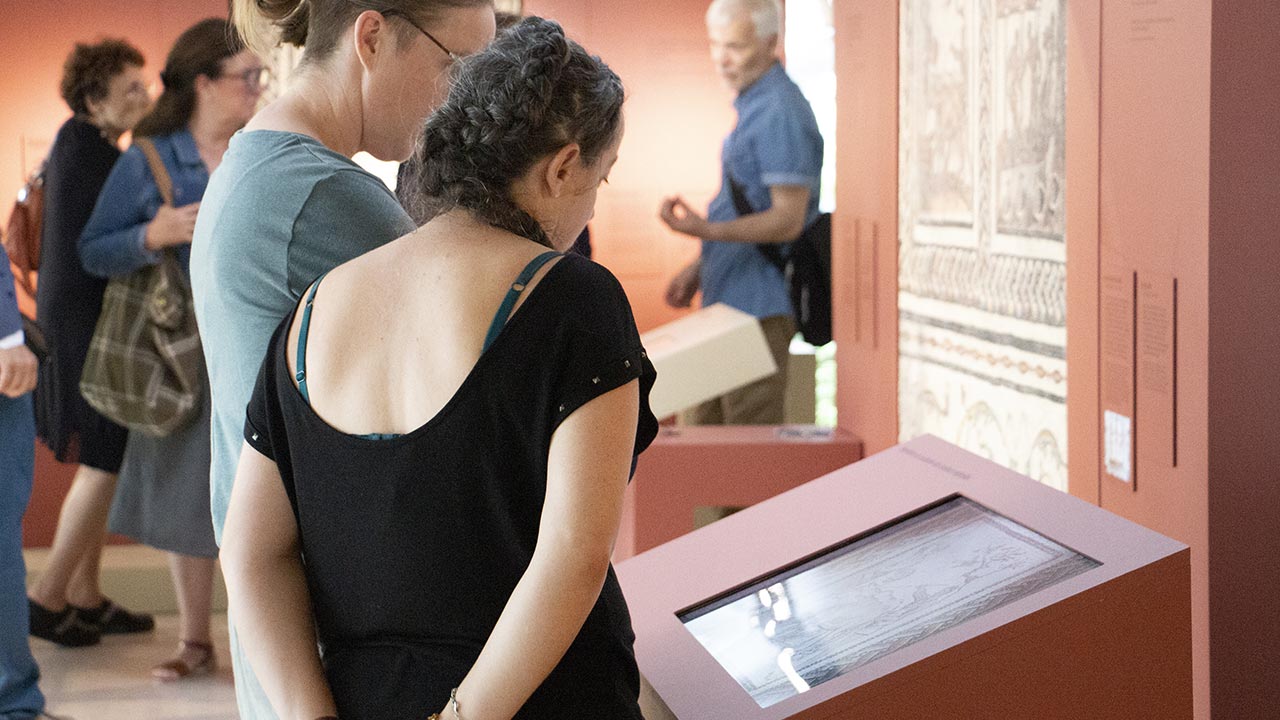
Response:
[295,272,330,407]
[482,251,561,353]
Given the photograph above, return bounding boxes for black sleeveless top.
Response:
[244,253,658,719]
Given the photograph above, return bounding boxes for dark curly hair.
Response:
[409,17,625,247]
[60,39,146,117]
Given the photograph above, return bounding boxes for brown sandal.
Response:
[151,639,215,682]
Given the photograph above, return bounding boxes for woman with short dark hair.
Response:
[29,37,152,650]
[223,18,657,720]
[77,17,264,680]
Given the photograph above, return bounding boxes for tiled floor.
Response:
[30,613,238,720]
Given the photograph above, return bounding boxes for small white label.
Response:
[775,426,836,443]
[1104,410,1132,482]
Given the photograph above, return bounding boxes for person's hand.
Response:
[145,203,201,250]
[658,195,710,238]
[664,262,701,309]
[0,345,38,398]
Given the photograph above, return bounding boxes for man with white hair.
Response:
[660,0,824,425]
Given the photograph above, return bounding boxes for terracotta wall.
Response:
[1206,1,1280,715]
[1063,1,1101,507]
[834,1,1280,717]
[3,0,229,546]
[830,0,899,455]
[13,1,727,545]
[524,0,735,334]
[0,1,229,237]
[1094,0,1212,714]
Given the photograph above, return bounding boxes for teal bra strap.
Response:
[482,251,561,353]
[295,272,329,407]
[296,272,403,440]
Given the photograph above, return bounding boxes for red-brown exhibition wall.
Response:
[1096,0,1211,715]
[11,3,1277,715]
[524,0,735,334]
[830,0,900,457]
[11,0,730,545]
[833,1,1280,718]
[1205,3,1280,716]
[1,0,230,547]
[0,1,230,259]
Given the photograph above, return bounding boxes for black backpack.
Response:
[728,177,832,346]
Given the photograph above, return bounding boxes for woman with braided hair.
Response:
[192,0,494,716]
[221,17,657,720]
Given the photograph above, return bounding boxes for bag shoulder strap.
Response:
[727,174,754,218]
[728,175,788,273]
[134,138,175,207]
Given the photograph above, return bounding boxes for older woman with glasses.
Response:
[28,38,153,651]
[76,17,264,681]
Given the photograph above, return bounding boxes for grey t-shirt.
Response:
[191,130,415,544]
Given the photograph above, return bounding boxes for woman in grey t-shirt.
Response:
[190,2,495,718]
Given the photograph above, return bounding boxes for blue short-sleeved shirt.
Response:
[190,130,415,543]
[700,62,823,319]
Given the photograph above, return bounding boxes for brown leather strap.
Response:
[134,137,175,206]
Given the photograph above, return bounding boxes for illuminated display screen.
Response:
[678,496,1100,708]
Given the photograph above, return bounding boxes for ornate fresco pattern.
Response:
[899,0,1068,490]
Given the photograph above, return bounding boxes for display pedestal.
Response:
[640,303,777,420]
[618,435,1191,719]
[614,426,862,562]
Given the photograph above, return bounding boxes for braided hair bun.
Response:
[410,17,624,247]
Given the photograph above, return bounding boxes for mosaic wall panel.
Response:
[899,0,1068,490]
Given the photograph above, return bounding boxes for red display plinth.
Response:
[615,426,862,561]
[618,435,1191,719]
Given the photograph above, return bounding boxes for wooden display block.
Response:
[641,303,777,419]
[615,426,863,561]
[618,435,1191,719]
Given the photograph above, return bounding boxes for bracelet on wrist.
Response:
[426,687,465,720]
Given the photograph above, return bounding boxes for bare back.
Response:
[284,211,563,437]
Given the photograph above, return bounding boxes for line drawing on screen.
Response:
[679,497,1100,708]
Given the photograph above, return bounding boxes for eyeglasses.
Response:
[123,81,150,99]
[219,67,272,92]
[382,10,460,62]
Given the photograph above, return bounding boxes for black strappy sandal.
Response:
[28,599,101,647]
[72,598,155,634]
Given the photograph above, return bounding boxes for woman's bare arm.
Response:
[221,443,338,720]
[441,379,641,720]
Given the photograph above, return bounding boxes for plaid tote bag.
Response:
[79,137,203,437]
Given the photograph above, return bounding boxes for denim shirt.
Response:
[700,61,824,319]
[79,129,208,278]
[0,243,20,341]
